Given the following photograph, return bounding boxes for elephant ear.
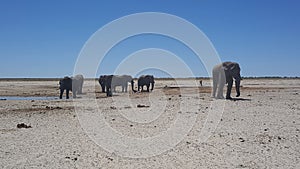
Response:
[230,65,236,70]
[222,64,230,71]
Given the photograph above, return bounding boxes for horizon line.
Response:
[0,76,299,81]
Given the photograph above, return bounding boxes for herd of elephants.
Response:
[59,62,241,100]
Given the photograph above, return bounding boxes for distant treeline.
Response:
[0,76,299,81]
[242,76,299,79]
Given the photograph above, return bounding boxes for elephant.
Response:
[98,75,135,96]
[111,75,134,92]
[98,75,106,93]
[59,74,84,99]
[72,74,84,94]
[103,75,114,97]
[133,75,155,92]
[212,62,241,99]
[59,76,73,99]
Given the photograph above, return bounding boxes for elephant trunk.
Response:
[235,79,241,97]
[151,82,155,91]
[131,80,137,92]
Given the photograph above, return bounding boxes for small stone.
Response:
[110,106,117,109]
[239,137,245,142]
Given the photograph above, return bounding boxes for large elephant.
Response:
[134,75,155,92]
[103,75,114,97]
[98,75,135,96]
[59,74,84,99]
[212,62,241,99]
[98,75,106,93]
[111,75,134,92]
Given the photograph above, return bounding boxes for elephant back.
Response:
[112,75,132,86]
[73,74,84,81]
[138,75,154,85]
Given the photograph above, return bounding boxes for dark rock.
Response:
[239,137,245,142]
[17,123,32,128]
[137,104,149,108]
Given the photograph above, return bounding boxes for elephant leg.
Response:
[212,73,218,98]
[111,85,115,92]
[217,75,225,99]
[217,84,225,99]
[124,84,128,92]
[146,85,150,92]
[217,70,226,99]
[226,78,233,99]
[59,89,64,99]
[101,85,105,93]
[106,90,109,96]
[235,79,241,97]
[79,83,83,94]
[151,82,154,91]
[106,86,112,97]
[73,90,77,98]
[66,89,70,99]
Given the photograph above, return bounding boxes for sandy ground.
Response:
[0,79,299,168]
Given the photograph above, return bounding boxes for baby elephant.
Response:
[59,75,84,99]
[212,62,241,99]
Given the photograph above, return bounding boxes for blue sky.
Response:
[0,0,299,77]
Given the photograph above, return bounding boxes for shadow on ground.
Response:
[228,98,251,101]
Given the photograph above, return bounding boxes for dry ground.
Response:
[0,79,299,168]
